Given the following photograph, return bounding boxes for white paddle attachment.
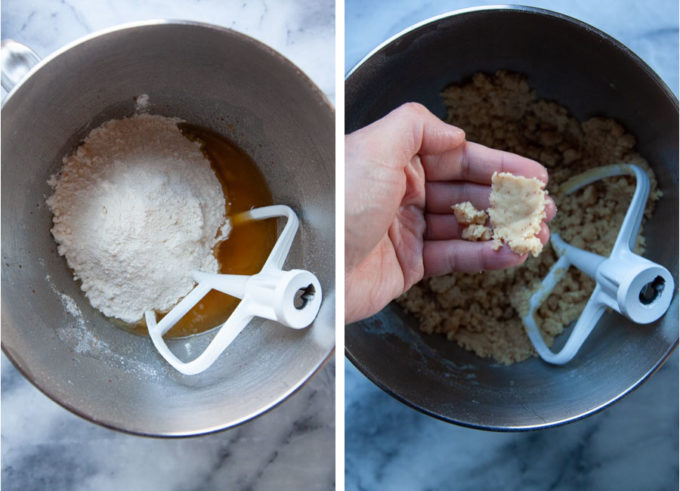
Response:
[522,165,673,365]
[145,205,322,375]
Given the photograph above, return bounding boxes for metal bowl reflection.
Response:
[345,6,677,430]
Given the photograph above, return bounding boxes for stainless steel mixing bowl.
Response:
[2,21,334,436]
[345,6,678,430]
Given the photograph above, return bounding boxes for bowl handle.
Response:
[1,39,41,93]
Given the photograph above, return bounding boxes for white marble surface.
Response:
[1,1,335,490]
[345,1,678,490]
[345,0,678,91]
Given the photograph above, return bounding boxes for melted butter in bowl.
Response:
[127,124,277,338]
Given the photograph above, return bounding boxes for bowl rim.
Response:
[345,4,679,431]
[2,19,335,438]
[346,341,677,432]
[4,18,334,112]
[347,4,678,108]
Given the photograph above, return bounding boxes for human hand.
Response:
[345,103,555,323]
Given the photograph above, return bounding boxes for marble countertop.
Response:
[345,1,678,490]
[1,1,334,490]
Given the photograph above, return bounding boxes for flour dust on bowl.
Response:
[1,21,334,436]
[345,6,678,430]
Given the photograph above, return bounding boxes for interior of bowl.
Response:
[346,6,678,430]
[1,21,335,436]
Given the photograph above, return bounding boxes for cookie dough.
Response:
[489,172,548,257]
[462,224,492,241]
[451,201,492,240]
[451,173,548,255]
[452,201,487,225]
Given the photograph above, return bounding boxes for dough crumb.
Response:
[452,201,488,225]
[462,224,493,241]
[452,201,492,241]
[488,172,548,257]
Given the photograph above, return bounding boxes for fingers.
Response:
[422,141,548,184]
[426,181,556,216]
[350,103,465,169]
[423,240,527,276]
[426,181,491,213]
[425,183,556,237]
[538,222,550,245]
[427,214,552,243]
[545,196,556,222]
[425,214,463,240]
[393,103,466,156]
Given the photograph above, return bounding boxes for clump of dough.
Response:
[452,175,549,255]
[451,201,492,240]
[462,224,492,241]
[452,201,487,225]
[489,172,549,257]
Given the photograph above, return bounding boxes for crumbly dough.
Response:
[452,201,487,225]
[489,172,548,257]
[462,224,492,241]
[451,174,548,254]
[398,71,660,365]
[452,201,492,240]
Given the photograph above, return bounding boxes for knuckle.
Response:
[400,102,427,117]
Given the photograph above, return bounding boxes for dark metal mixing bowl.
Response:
[2,21,334,436]
[345,6,678,430]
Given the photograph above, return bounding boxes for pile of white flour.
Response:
[47,114,230,323]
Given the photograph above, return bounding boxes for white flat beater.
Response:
[522,164,674,365]
[145,205,322,375]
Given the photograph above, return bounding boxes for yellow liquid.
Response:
[126,124,276,338]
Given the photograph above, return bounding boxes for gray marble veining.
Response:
[2,1,335,490]
[345,1,678,490]
[347,355,677,490]
[3,355,335,491]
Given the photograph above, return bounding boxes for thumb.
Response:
[351,102,465,169]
